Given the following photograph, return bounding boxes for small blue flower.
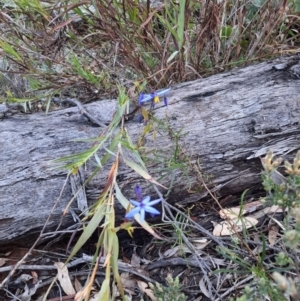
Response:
[138,88,170,108]
[125,195,161,223]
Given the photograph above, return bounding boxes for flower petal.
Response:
[125,207,141,219]
[164,96,168,106]
[144,206,160,215]
[139,93,153,104]
[130,199,141,206]
[140,209,146,223]
[147,198,161,206]
[142,195,151,204]
[138,93,145,106]
[156,88,171,97]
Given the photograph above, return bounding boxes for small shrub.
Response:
[147,275,187,301]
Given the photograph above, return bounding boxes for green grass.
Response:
[1,0,299,101]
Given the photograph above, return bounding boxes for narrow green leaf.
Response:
[111,233,125,299]
[104,147,117,157]
[85,134,121,185]
[156,14,179,41]
[134,212,163,240]
[6,95,36,103]
[0,40,22,62]
[123,158,166,189]
[114,183,130,209]
[45,95,52,114]
[96,278,110,300]
[67,203,106,262]
[177,0,186,49]
[70,137,105,142]
[165,3,176,24]
[52,146,98,165]
[221,26,232,39]
[167,50,179,63]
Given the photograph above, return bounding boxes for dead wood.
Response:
[1,55,300,246]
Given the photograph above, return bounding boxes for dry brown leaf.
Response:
[54,262,76,295]
[219,201,263,219]
[0,258,7,267]
[130,253,141,267]
[121,272,136,290]
[137,281,157,301]
[124,287,136,296]
[219,207,246,219]
[213,217,258,236]
[268,224,279,246]
[199,276,210,298]
[243,200,263,212]
[268,205,288,213]
[251,208,269,220]
[31,271,38,284]
[252,233,263,255]
[249,204,286,221]
[74,277,82,292]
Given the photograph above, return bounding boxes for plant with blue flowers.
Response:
[135,87,170,123]
[52,87,167,301]
[138,88,171,108]
[125,185,161,223]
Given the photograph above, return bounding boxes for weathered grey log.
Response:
[1,55,300,246]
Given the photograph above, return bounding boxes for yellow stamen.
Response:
[154,95,160,103]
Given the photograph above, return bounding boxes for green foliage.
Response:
[234,280,288,301]
[261,150,300,231]
[230,150,300,300]
[221,26,233,39]
[147,275,187,301]
[275,251,293,267]
[50,87,173,300]
[1,0,299,102]
[210,150,300,300]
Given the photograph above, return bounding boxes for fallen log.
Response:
[1,55,300,246]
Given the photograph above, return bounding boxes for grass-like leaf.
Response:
[67,202,106,263]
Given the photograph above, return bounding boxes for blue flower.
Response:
[125,195,161,223]
[138,88,170,108]
[135,185,142,201]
